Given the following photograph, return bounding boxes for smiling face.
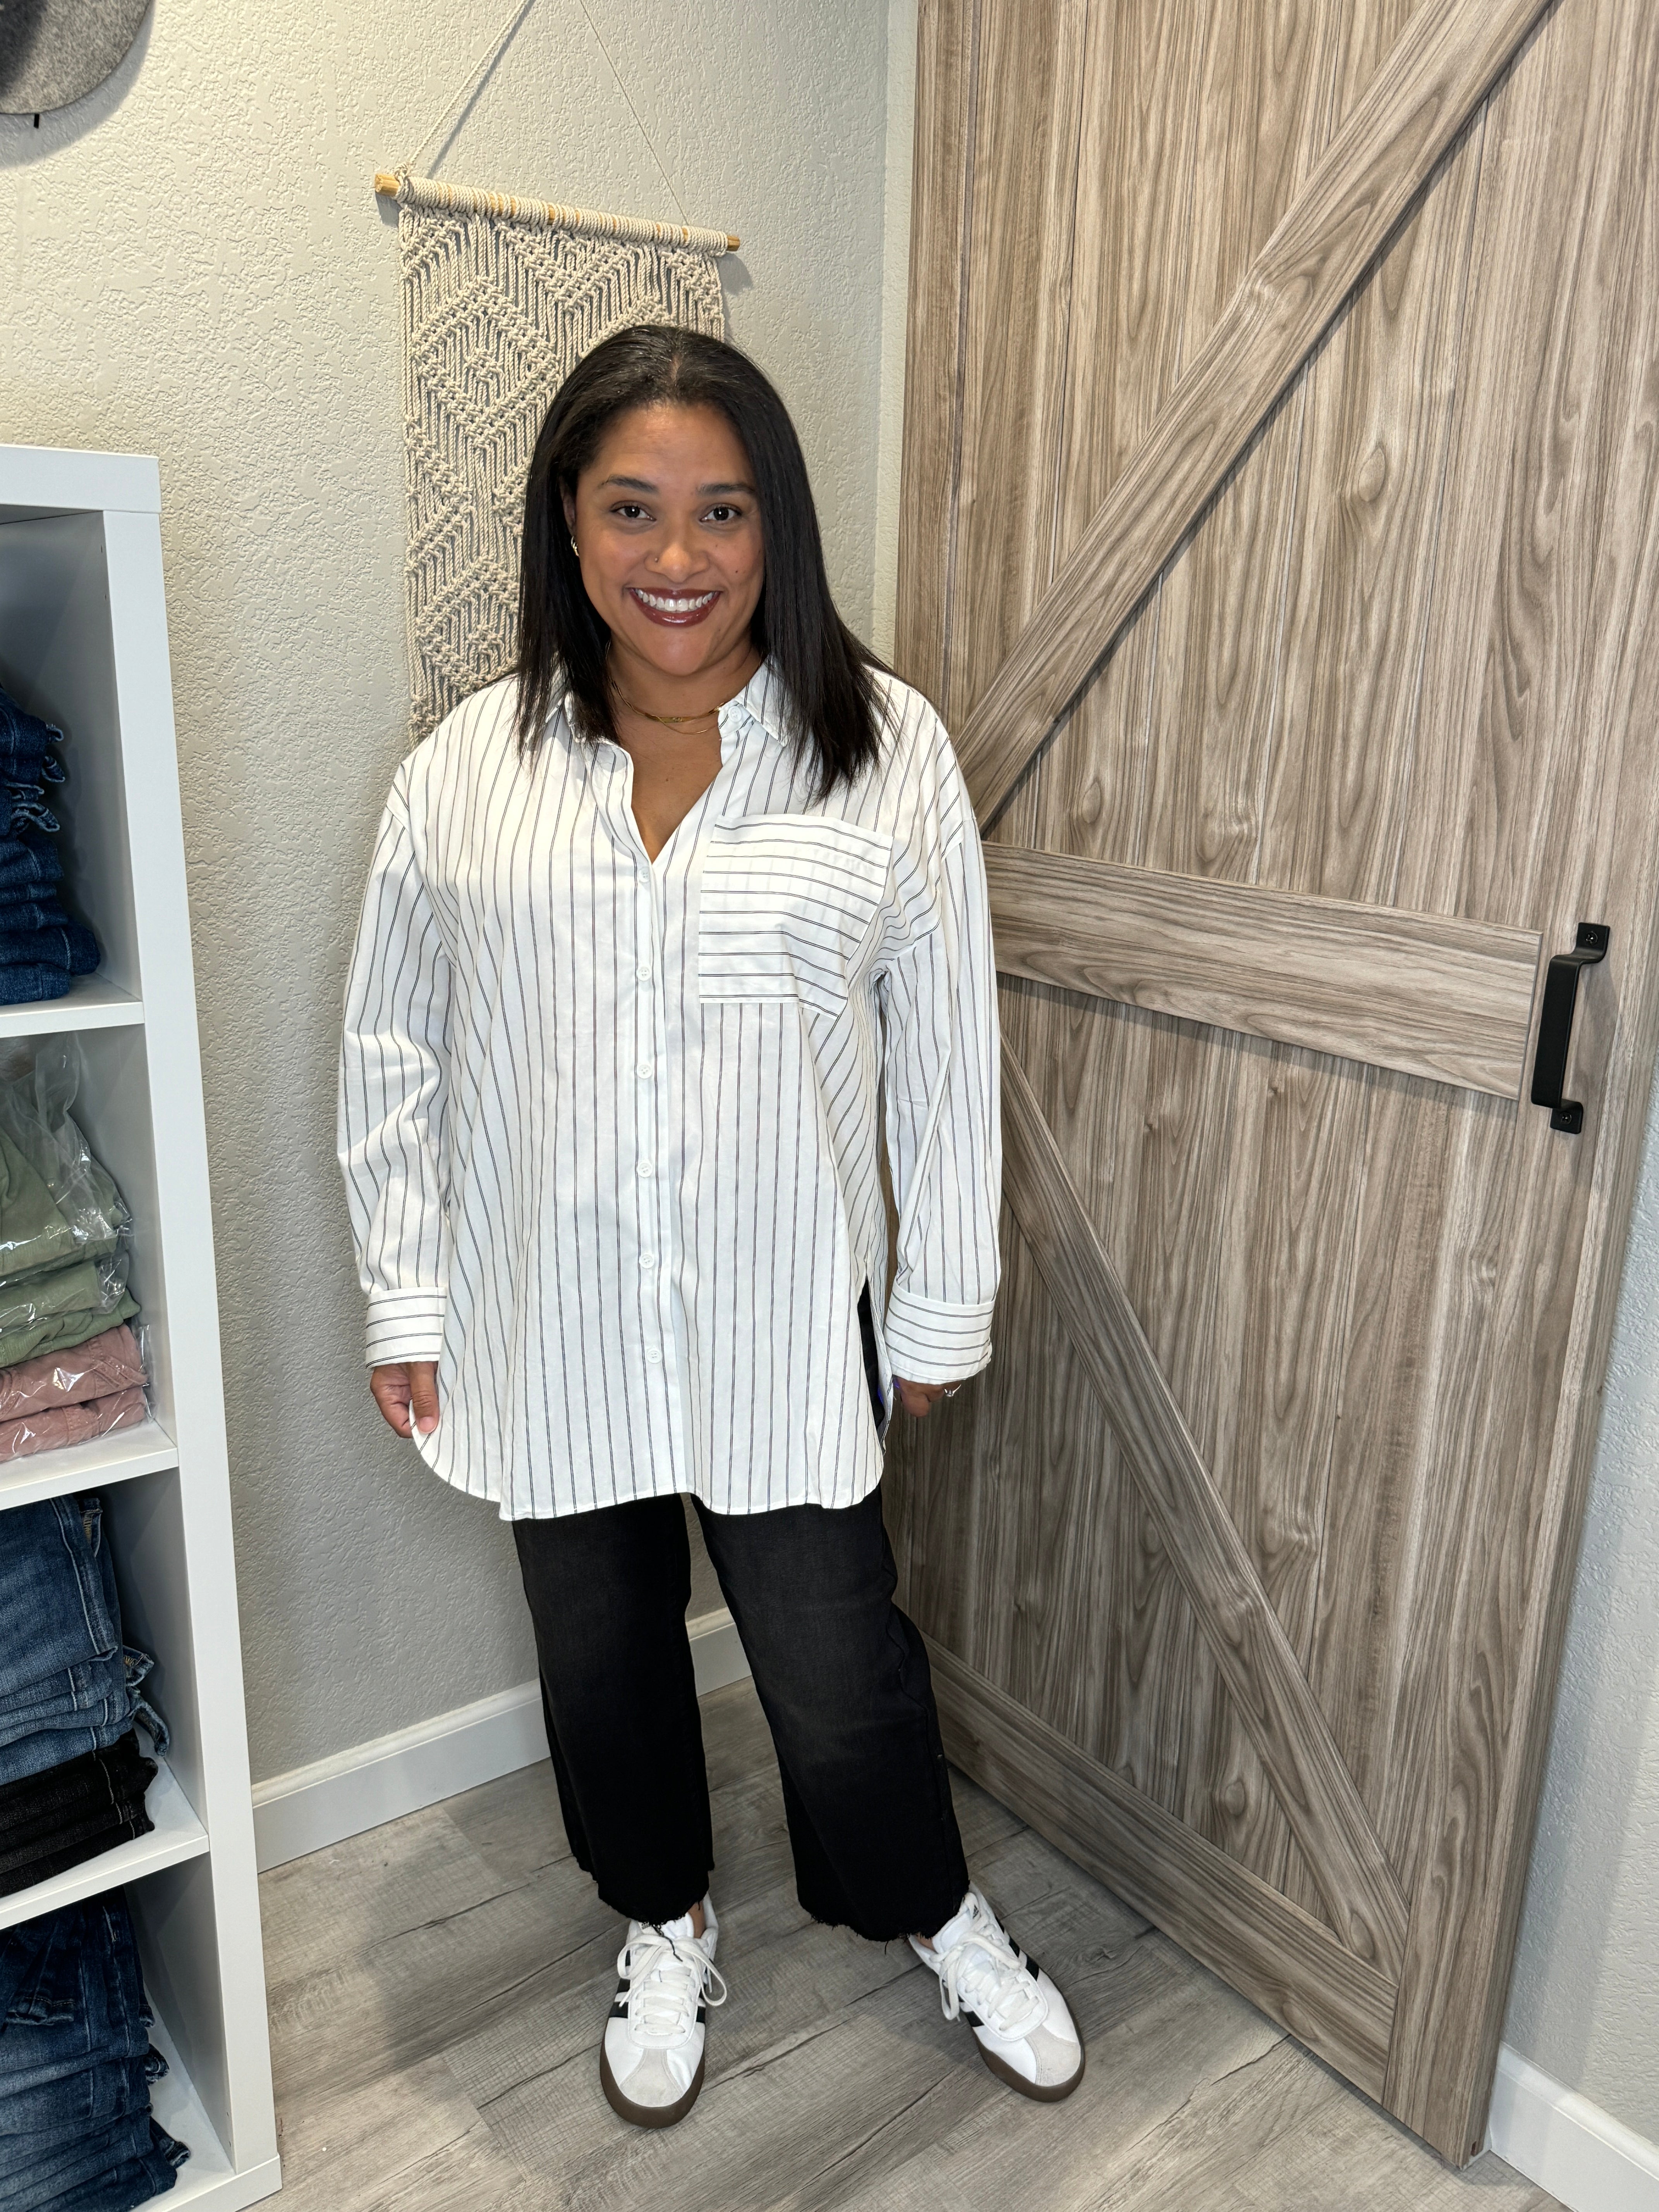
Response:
[563,401,766,697]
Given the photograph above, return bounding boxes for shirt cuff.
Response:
[364,1289,447,1368]
[882,1287,995,1386]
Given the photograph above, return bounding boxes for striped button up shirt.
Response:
[337,662,1000,1519]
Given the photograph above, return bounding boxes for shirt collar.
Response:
[558,659,793,754]
[724,660,793,746]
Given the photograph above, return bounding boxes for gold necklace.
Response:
[611,685,723,731]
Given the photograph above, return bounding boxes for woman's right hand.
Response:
[370,1361,440,1439]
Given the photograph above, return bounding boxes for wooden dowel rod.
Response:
[371,170,739,252]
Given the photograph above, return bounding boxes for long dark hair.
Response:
[514,324,888,795]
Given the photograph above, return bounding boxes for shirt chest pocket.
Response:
[699,815,893,1014]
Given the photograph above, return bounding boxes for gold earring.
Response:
[570,536,579,555]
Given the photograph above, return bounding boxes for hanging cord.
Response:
[404,0,540,178]
[392,0,719,242]
[568,0,686,225]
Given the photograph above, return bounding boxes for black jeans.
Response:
[512,1482,970,1941]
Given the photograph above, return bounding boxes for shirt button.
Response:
[636,1061,654,1080]
[639,1252,656,1270]
[644,1345,664,1366]
[637,1159,655,1177]
[635,965,653,982]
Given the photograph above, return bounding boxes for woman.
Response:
[338,325,1084,2130]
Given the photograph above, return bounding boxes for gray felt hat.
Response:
[0,0,152,115]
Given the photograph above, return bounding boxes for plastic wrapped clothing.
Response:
[0,1050,133,1357]
[0,1387,146,1465]
[0,1255,136,1370]
[0,1324,144,1420]
[0,1131,118,1286]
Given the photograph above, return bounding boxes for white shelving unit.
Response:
[0,447,280,2208]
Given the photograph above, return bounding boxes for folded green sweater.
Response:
[0,1291,139,1370]
[0,1128,84,1282]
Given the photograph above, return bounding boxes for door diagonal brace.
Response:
[954,0,1556,825]
[1000,1041,1410,1978]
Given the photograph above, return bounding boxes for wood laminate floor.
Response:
[259,1678,1562,2211]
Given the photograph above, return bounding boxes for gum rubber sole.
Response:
[600,2042,706,2129]
[975,2033,1086,2102]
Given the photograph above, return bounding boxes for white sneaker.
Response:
[599,1894,726,2129]
[911,1887,1085,2101]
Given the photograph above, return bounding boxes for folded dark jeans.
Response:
[0,800,58,846]
[0,841,62,900]
[0,1725,141,1799]
[0,905,70,938]
[0,1499,118,1706]
[0,1814,152,1901]
[0,972,75,1008]
[0,2103,155,2207]
[0,2048,157,2141]
[0,928,94,976]
[0,1896,152,2095]
[0,1733,156,1852]
[28,2120,185,2211]
[0,1740,155,1896]
[0,696,58,774]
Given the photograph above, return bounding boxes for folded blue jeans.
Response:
[0,1499,117,1705]
[0,1896,152,2095]
[0,841,62,900]
[0,1640,139,1747]
[0,1894,185,2207]
[0,1652,166,1791]
[27,2119,185,2210]
[0,2048,158,2141]
[0,1498,166,1787]
[0,928,96,977]
[0,2104,157,2206]
[0,904,74,938]
[0,972,75,1009]
[0,696,58,779]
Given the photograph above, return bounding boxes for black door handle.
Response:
[1530,922,1609,1133]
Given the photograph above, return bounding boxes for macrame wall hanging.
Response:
[379,0,738,741]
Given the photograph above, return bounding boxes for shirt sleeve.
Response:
[878,744,1002,1385]
[337,759,452,1368]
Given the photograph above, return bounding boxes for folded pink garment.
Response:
[0,1383,147,1460]
[0,1321,145,1418]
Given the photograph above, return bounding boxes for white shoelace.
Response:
[618,1925,728,2047]
[931,1894,1045,2039]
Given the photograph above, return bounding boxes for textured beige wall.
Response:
[1,0,891,1778]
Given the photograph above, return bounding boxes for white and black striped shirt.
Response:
[337,663,1000,1519]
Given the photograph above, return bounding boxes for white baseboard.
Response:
[1488,2045,1659,2212]
[252,1607,750,1872]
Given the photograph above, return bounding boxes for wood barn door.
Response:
[888,0,1659,2163]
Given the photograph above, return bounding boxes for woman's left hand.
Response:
[893,1376,968,1418]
